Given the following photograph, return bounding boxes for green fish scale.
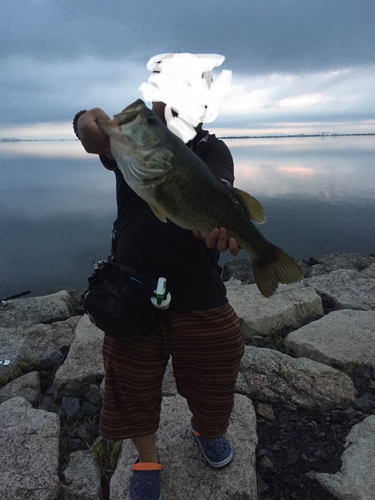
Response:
[153,152,267,257]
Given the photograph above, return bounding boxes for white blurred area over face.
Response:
[139,53,232,143]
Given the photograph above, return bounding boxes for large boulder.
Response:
[54,314,104,386]
[0,316,79,377]
[0,370,41,404]
[0,397,60,500]
[309,415,375,500]
[361,262,375,279]
[0,290,76,328]
[239,346,356,410]
[226,281,323,339]
[285,309,375,367]
[222,257,255,284]
[304,269,375,311]
[109,393,258,500]
[62,450,102,500]
[309,253,372,273]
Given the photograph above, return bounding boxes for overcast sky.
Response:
[1,0,375,138]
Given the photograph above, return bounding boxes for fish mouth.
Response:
[114,99,147,126]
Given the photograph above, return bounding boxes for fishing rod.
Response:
[1,290,31,303]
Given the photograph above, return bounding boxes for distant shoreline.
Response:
[0,138,76,142]
[1,133,375,142]
[218,132,375,140]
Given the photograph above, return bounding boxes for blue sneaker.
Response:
[130,459,163,500]
[191,424,233,468]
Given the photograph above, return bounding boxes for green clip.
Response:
[156,277,167,305]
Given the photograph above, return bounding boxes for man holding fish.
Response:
[74,53,302,500]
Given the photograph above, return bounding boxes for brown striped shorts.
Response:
[99,302,244,440]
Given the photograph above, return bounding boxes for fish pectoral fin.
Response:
[149,204,167,223]
[231,188,266,224]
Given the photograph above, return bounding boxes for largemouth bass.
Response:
[98,99,303,297]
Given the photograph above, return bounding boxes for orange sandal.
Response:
[130,459,163,500]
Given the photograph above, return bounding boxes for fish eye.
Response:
[147,117,157,125]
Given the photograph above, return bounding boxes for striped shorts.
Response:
[99,302,244,440]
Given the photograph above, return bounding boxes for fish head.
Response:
[98,99,175,187]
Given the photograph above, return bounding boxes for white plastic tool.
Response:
[151,277,171,310]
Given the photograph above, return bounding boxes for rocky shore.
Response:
[1,252,375,500]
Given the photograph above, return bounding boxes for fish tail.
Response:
[251,245,304,298]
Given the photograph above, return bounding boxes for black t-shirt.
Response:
[104,129,234,312]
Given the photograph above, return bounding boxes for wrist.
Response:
[72,110,87,139]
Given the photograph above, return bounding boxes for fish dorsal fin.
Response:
[231,187,266,224]
[149,204,167,223]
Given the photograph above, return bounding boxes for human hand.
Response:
[193,228,240,256]
[77,108,112,156]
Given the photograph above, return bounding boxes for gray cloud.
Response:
[2,1,374,70]
[1,0,374,128]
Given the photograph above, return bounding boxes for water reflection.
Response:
[0,136,374,297]
[1,143,116,218]
[229,136,375,201]
[277,166,316,177]
[0,140,88,159]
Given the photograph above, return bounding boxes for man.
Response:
[74,53,244,500]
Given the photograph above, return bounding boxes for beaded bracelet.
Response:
[72,110,87,139]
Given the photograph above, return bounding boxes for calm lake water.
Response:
[1,135,374,298]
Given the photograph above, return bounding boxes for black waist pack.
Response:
[83,261,162,343]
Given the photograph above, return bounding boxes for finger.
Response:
[217,227,229,252]
[228,237,240,256]
[91,107,111,121]
[206,228,220,249]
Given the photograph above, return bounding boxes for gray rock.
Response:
[0,370,41,404]
[226,281,323,339]
[54,315,104,386]
[0,397,60,500]
[82,401,100,417]
[259,455,275,469]
[239,346,356,410]
[162,358,178,395]
[62,450,102,500]
[354,396,373,413]
[109,393,258,500]
[0,316,80,377]
[306,264,328,277]
[0,290,76,328]
[39,349,66,369]
[61,396,81,419]
[304,269,375,310]
[222,257,255,283]
[309,415,375,500]
[285,310,375,367]
[296,259,311,277]
[310,252,371,272]
[85,386,102,407]
[48,316,81,345]
[361,262,375,279]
